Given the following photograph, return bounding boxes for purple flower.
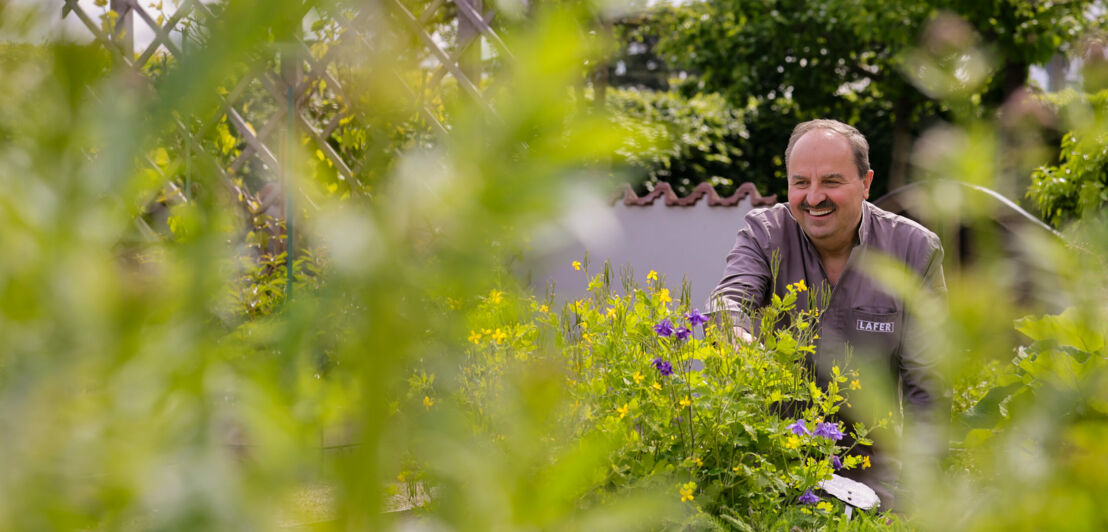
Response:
[685,308,710,327]
[674,326,691,340]
[813,422,844,441]
[652,357,673,376]
[786,419,810,436]
[830,455,843,471]
[798,489,820,505]
[653,319,675,337]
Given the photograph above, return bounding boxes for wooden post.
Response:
[281,43,300,301]
[456,0,483,85]
[595,17,612,109]
[110,0,134,59]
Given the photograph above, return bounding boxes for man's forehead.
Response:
[789,171,847,181]
[787,129,855,172]
[792,128,852,154]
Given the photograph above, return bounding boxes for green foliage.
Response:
[449,266,900,528]
[0,1,666,529]
[643,0,1102,195]
[1028,89,1108,227]
[952,307,1108,529]
[606,87,758,196]
[5,0,1108,530]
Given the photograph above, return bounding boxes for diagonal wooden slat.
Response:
[65,0,514,224]
[425,10,497,93]
[415,0,447,27]
[224,104,281,172]
[259,71,358,185]
[383,0,490,109]
[62,0,137,66]
[448,0,511,60]
[229,104,288,176]
[172,116,263,215]
[63,0,263,217]
[132,1,192,68]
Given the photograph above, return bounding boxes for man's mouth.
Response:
[801,202,835,217]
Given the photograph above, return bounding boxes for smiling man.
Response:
[708,119,947,510]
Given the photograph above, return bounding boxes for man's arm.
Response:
[706,211,775,342]
[898,236,948,415]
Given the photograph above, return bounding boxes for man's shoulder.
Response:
[866,202,941,249]
[744,203,795,231]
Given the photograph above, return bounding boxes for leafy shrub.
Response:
[1028,89,1108,228]
[952,308,1108,529]
[606,87,766,198]
[444,262,900,529]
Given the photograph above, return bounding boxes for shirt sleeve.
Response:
[898,235,948,415]
[706,210,775,332]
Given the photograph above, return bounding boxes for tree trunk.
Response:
[1003,59,1029,97]
[888,96,911,191]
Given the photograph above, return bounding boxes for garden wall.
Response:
[526,181,777,307]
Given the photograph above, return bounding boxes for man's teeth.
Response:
[807,207,833,216]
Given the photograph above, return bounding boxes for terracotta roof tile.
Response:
[615,181,777,207]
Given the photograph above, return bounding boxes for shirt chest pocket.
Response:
[848,307,902,359]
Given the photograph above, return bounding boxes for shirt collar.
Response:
[856,200,872,245]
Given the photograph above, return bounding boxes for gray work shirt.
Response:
[708,201,946,411]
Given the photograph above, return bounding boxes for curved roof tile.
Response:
[615,181,777,207]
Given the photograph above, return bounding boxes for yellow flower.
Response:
[652,382,663,391]
[397,472,406,482]
[647,270,658,281]
[572,260,582,271]
[423,396,434,410]
[446,297,462,310]
[658,288,672,304]
[488,290,503,304]
[732,465,741,473]
[809,382,823,400]
[785,435,800,449]
[538,304,549,313]
[797,279,807,291]
[491,328,508,343]
[816,501,833,513]
[850,379,862,391]
[813,334,820,340]
[467,330,482,344]
[606,307,617,318]
[679,481,696,502]
[679,396,692,408]
[694,457,703,467]
[862,455,872,469]
[616,404,629,419]
[632,371,644,384]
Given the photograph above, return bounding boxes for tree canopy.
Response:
[641,0,1103,198]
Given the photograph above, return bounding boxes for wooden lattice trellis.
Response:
[63,0,509,231]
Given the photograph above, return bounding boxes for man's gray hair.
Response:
[785,119,871,179]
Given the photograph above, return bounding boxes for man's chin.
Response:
[800,221,837,242]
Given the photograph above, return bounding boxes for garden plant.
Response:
[1,0,1108,530]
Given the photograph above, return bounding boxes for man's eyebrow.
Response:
[790,173,847,181]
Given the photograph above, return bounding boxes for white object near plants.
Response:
[818,474,880,512]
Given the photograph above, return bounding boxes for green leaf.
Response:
[1015,308,1105,353]
[960,382,1022,429]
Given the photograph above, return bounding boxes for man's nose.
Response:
[806,185,827,205]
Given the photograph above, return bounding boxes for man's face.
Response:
[786,129,873,255]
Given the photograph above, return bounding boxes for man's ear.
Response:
[862,170,874,199]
